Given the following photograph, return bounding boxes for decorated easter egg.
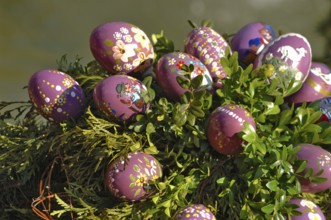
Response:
[288,199,326,220]
[28,69,85,122]
[207,104,256,155]
[104,152,162,201]
[173,204,216,220]
[90,21,154,75]
[254,33,312,97]
[288,62,331,104]
[231,22,277,67]
[296,144,331,193]
[184,27,231,79]
[156,52,213,100]
[315,96,331,122]
[93,75,150,121]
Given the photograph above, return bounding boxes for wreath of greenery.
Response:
[0,20,330,220]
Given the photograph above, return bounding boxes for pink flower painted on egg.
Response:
[112,40,137,62]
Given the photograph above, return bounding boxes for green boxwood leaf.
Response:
[266,180,279,191]
[295,160,307,173]
[146,122,156,134]
[176,76,190,89]
[191,75,203,89]
[261,204,274,214]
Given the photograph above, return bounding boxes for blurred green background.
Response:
[1,0,330,101]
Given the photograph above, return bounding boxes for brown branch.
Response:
[31,154,74,220]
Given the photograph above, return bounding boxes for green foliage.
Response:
[151,31,175,63]
[1,31,331,220]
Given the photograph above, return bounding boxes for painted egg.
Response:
[28,69,85,122]
[207,104,256,155]
[90,21,154,75]
[288,62,331,104]
[156,52,213,100]
[93,75,150,121]
[184,27,231,79]
[288,199,326,220]
[315,96,331,122]
[254,33,312,97]
[173,204,216,220]
[231,22,277,67]
[104,152,162,201]
[296,144,331,193]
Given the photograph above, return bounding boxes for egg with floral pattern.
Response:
[173,204,216,220]
[156,52,213,100]
[288,199,326,220]
[288,62,331,104]
[28,69,85,123]
[231,22,277,67]
[90,21,154,75]
[104,152,162,201]
[254,33,312,97]
[93,75,150,121]
[315,96,331,122]
[184,26,231,80]
[207,104,256,155]
[296,144,331,193]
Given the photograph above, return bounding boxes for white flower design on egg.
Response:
[112,40,137,62]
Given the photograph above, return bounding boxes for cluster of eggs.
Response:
[27,20,331,218]
[227,22,330,219]
[28,21,154,123]
[27,21,159,202]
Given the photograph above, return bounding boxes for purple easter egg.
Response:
[93,75,150,121]
[296,144,331,193]
[288,62,331,104]
[173,204,216,220]
[254,33,312,97]
[90,21,154,75]
[316,96,331,122]
[207,104,256,155]
[156,52,212,100]
[231,22,277,67]
[104,152,162,201]
[184,27,231,79]
[28,69,85,122]
[288,199,326,220]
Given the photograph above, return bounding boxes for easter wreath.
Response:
[1,20,331,220]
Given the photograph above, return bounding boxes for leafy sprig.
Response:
[1,30,331,220]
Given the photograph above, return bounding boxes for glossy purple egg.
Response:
[316,96,331,122]
[296,144,331,193]
[93,75,150,121]
[104,152,162,201]
[254,33,312,97]
[231,22,277,67]
[173,204,216,220]
[90,21,154,75]
[288,62,331,104]
[207,104,256,155]
[28,69,85,122]
[156,52,212,100]
[288,199,325,220]
[184,27,231,79]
